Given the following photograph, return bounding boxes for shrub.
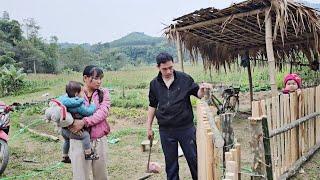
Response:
[0,65,26,96]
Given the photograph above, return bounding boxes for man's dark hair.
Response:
[66,81,83,97]
[156,52,173,66]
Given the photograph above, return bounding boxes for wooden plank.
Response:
[277,95,286,174]
[262,117,273,180]
[308,88,312,150]
[289,92,299,163]
[271,96,280,178]
[225,152,233,162]
[316,86,320,143]
[196,103,205,180]
[230,149,238,179]
[206,131,214,180]
[282,94,291,171]
[304,89,309,153]
[266,98,276,179]
[310,87,316,147]
[298,89,304,157]
[252,101,261,118]
[260,100,266,116]
[214,116,222,180]
[235,143,241,180]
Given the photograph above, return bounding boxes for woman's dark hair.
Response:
[156,52,174,66]
[83,65,104,103]
[66,81,83,97]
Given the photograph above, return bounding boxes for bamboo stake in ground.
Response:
[249,101,265,179]
[261,117,273,180]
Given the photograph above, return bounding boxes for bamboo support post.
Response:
[265,9,277,97]
[175,31,184,72]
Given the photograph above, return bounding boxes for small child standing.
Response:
[58,81,99,163]
[283,73,302,94]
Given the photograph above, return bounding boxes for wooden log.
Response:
[261,117,273,180]
[269,112,320,137]
[279,142,320,180]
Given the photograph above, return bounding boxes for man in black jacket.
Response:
[146,52,211,180]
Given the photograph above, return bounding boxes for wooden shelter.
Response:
[166,0,320,98]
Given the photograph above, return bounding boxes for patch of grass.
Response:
[110,107,145,119]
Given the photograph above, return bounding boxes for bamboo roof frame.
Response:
[165,0,320,71]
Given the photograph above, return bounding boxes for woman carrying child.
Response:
[68,65,111,180]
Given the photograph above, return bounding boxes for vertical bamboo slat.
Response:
[316,86,320,143]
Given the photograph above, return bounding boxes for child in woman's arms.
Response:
[45,81,99,163]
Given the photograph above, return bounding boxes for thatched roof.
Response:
[165,0,320,70]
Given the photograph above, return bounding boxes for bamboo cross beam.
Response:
[269,112,320,138]
[173,8,269,31]
[279,142,320,180]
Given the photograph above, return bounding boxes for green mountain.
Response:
[109,32,163,47]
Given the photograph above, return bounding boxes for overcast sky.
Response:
[0,0,318,44]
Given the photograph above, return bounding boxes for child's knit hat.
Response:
[284,73,302,88]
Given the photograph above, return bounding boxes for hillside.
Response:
[109,32,163,47]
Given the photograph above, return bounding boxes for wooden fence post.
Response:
[250,101,265,179]
[261,116,273,180]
